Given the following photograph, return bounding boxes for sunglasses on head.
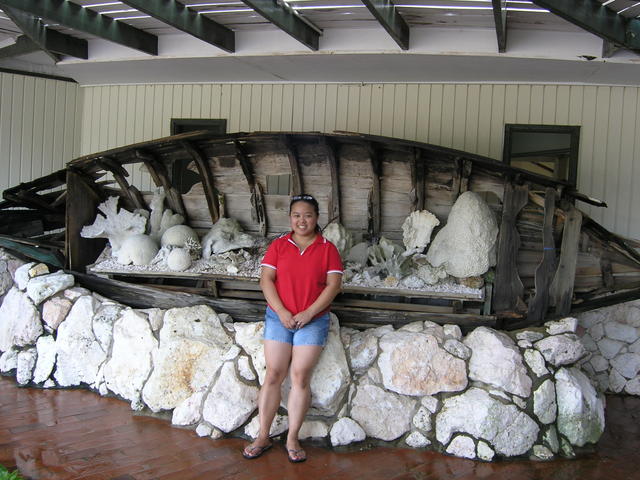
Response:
[291,194,315,201]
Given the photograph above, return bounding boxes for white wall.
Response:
[78,82,640,239]
[0,72,81,196]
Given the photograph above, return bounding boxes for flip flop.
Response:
[242,442,272,460]
[287,448,307,463]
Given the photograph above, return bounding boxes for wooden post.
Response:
[66,169,106,271]
[234,140,267,236]
[181,141,219,223]
[493,182,529,314]
[323,138,341,224]
[136,150,186,218]
[281,135,303,195]
[527,187,557,324]
[460,159,473,194]
[550,205,582,315]
[367,143,382,241]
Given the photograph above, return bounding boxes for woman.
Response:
[243,194,343,463]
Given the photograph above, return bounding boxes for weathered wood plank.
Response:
[367,143,382,240]
[234,141,267,235]
[493,182,529,313]
[323,138,341,224]
[181,141,219,223]
[550,206,582,315]
[282,135,303,195]
[98,157,147,211]
[410,148,426,211]
[527,188,557,324]
[460,159,473,194]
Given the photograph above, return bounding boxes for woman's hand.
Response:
[278,309,296,329]
[292,310,314,329]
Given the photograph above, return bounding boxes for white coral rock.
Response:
[161,225,199,249]
[115,234,159,266]
[402,210,440,253]
[167,248,192,271]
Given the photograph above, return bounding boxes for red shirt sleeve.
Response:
[326,242,344,275]
[261,238,279,270]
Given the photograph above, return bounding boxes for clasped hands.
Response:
[279,310,313,330]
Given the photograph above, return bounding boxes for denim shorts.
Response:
[263,306,331,346]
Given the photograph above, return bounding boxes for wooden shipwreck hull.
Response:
[2,130,640,330]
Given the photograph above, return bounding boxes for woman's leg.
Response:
[245,339,292,453]
[286,345,323,455]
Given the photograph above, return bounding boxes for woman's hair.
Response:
[289,194,321,232]
[289,194,319,215]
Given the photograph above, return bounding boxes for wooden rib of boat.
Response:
[2,130,639,330]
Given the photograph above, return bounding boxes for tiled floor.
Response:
[1,376,638,479]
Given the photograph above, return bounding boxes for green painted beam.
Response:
[531,0,640,52]
[0,0,158,55]
[120,0,234,53]
[240,0,319,51]
[492,0,507,53]
[0,35,41,59]
[361,0,409,50]
[1,5,88,59]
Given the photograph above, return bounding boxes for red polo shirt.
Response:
[261,232,343,317]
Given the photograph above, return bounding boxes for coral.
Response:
[115,234,159,266]
[201,218,258,258]
[161,225,200,249]
[323,223,354,257]
[402,210,440,254]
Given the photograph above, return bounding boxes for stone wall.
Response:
[577,302,640,395]
[0,249,606,461]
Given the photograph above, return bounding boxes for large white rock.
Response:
[244,413,289,439]
[597,338,625,359]
[234,322,266,383]
[330,417,366,446]
[524,349,549,377]
[54,295,105,387]
[555,367,605,447]
[464,327,531,397]
[42,297,73,332]
[142,305,233,412]
[26,272,75,305]
[93,303,125,353]
[300,420,329,440]
[0,348,18,372]
[545,317,578,335]
[625,377,640,395]
[103,309,157,404]
[446,435,476,459]
[33,335,56,384]
[405,431,431,448]
[402,210,440,253]
[534,334,587,367]
[609,369,627,393]
[533,379,557,425]
[378,330,467,396]
[435,387,539,457]
[16,348,37,385]
[425,191,498,278]
[202,361,259,433]
[0,261,12,297]
[604,321,638,343]
[413,406,433,432]
[167,248,192,271]
[610,353,640,379]
[0,287,42,351]
[347,329,379,373]
[13,262,36,290]
[350,384,415,441]
[172,391,205,427]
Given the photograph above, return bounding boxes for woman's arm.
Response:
[259,267,295,329]
[292,272,343,328]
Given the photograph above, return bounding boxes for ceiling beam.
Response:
[240,0,320,51]
[492,0,507,53]
[531,0,640,52]
[120,0,234,53]
[360,0,409,50]
[1,5,88,60]
[0,35,41,59]
[0,0,158,56]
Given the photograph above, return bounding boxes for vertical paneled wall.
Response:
[76,82,639,239]
[0,72,81,195]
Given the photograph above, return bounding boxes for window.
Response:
[503,124,580,185]
[170,119,227,194]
